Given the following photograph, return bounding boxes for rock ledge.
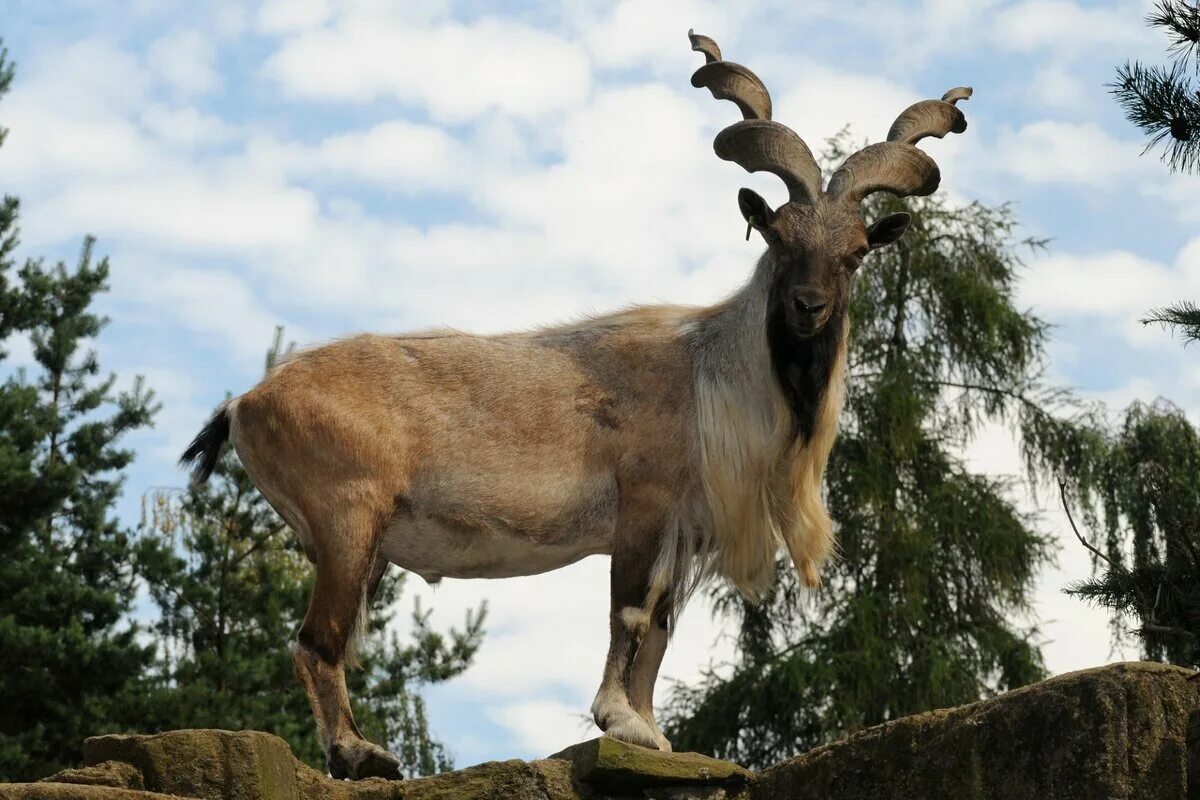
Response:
[2,662,1197,800]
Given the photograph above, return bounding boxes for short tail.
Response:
[179,405,231,484]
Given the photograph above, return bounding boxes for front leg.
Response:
[627,598,672,751]
[590,542,668,750]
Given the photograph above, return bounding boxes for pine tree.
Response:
[1071,4,1200,651]
[0,42,18,341]
[0,41,160,780]
[1063,306,1200,669]
[1108,1,1200,407]
[1063,402,1200,668]
[1111,1,1200,172]
[136,331,486,777]
[660,146,1106,768]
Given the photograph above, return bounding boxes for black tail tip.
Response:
[179,407,231,484]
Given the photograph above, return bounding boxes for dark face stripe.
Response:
[766,268,846,444]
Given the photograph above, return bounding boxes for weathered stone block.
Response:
[39,762,144,791]
[549,737,752,792]
[0,785,182,800]
[82,730,297,800]
[753,661,1200,800]
[7,662,1196,800]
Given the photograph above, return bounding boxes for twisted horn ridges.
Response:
[886,86,973,146]
[691,61,773,121]
[942,86,973,104]
[689,29,822,203]
[688,28,722,63]
[715,120,824,204]
[826,142,941,204]
[830,86,971,205]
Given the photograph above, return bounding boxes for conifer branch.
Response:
[1148,0,1200,69]
[1112,1,1200,172]
[1143,301,1200,343]
[1058,479,1115,568]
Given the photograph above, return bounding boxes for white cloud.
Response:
[1012,232,1200,345]
[1180,237,1200,287]
[979,118,1200,224]
[18,39,152,114]
[0,38,236,189]
[1019,250,1179,316]
[584,0,738,74]
[958,420,1138,674]
[0,41,154,185]
[263,120,468,189]
[1016,243,1200,350]
[257,0,335,33]
[1027,61,1092,112]
[107,257,302,368]
[1087,377,1163,412]
[474,82,736,296]
[889,0,1003,65]
[737,0,1005,69]
[486,700,590,756]
[992,1,1142,53]
[148,30,221,95]
[990,120,1145,188]
[1034,513,1139,671]
[262,17,591,122]
[118,365,209,468]
[213,3,250,39]
[1,101,161,184]
[140,105,239,147]
[1144,171,1200,223]
[1,332,36,369]
[29,171,318,252]
[771,63,922,152]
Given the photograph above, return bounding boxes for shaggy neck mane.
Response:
[681,252,848,602]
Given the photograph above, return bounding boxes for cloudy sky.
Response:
[2,0,1197,768]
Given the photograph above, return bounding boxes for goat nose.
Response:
[793,289,828,315]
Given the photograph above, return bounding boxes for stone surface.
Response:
[549,737,752,791]
[82,730,297,800]
[0,786,182,800]
[293,758,592,800]
[39,763,144,791]
[7,662,1197,800]
[385,759,576,800]
[752,661,1200,800]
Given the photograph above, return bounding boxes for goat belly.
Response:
[376,470,619,581]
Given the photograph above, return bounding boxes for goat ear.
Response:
[737,188,774,240]
[866,212,911,250]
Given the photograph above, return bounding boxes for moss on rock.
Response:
[6,662,1196,800]
[549,737,752,791]
[82,730,297,800]
[0,785,183,800]
[753,661,1200,800]
[39,762,144,791]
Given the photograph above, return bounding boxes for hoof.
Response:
[602,710,668,751]
[328,740,403,781]
[638,713,673,752]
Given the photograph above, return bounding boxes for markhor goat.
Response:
[181,30,971,779]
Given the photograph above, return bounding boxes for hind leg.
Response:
[292,511,401,780]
